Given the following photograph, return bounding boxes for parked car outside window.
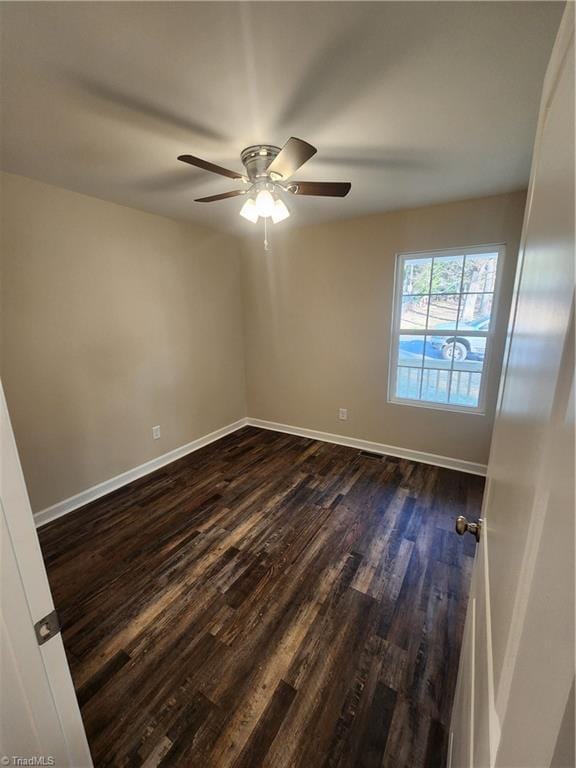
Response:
[429,317,490,361]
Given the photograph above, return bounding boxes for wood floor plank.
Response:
[38,426,482,767]
[232,680,297,768]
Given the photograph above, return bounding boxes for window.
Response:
[389,245,504,413]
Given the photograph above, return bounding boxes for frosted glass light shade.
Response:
[254,189,275,218]
[271,198,290,223]
[239,197,259,223]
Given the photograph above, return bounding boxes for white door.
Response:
[0,382,93,767]
[450,5,574,767]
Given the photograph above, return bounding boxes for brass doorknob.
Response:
[455,516,482,543]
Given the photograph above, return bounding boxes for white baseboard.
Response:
[34,418,249,528]
[34,414,486,528]
[246,418,487,477]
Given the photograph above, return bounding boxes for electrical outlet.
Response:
[338,408,348,421]
[152,425,161,440]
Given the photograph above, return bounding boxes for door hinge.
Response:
[34,609,60,646]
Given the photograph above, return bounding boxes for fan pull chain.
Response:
[264,216,270,252]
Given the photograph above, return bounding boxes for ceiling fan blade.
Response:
[178,154,245,180]
[266,137,317,180]
[287,181,351,197]
[194,190,247,203]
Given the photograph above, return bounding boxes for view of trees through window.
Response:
[391,248,501,410]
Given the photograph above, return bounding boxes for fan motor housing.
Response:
[241,145,281,181]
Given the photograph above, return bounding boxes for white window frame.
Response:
[388,243,506,415]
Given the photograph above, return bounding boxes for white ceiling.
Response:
[0,2,563,234]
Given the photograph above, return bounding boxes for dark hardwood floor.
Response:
[38,426,482,768]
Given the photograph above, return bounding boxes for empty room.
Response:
[0,2,573,767]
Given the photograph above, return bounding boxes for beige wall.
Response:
[240,191,526,466]
[1,172,246,511]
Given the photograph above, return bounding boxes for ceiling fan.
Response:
[177,137,351,224]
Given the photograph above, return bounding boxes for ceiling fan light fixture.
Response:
[239,196,259,223]
[179,137,351,227]
[271,198,290,223]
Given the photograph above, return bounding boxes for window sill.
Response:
[388,396,486,416]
